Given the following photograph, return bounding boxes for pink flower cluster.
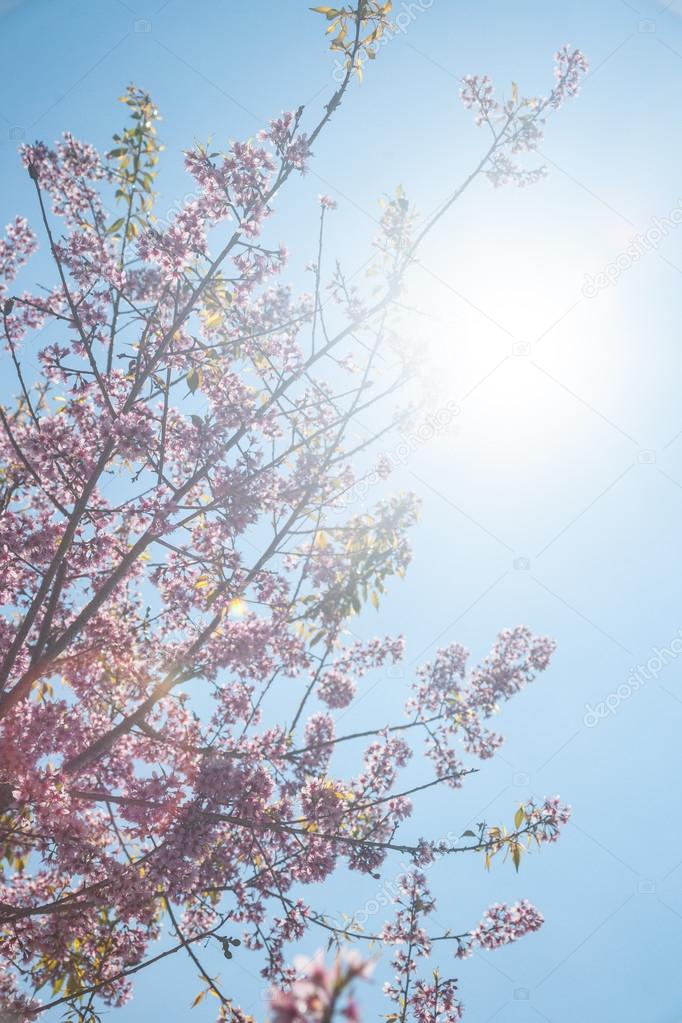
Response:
[523,795,572,843]
[459,48,588,188]
[459,74,499,126]
[0,217,36,303]
[407,626,556,777]
[260,111,312,172]
[470,900,544,951]
[270,951,373,1023]
[0,37,584,1017]
[552,45,590,107]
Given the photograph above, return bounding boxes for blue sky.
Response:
[3,0,682,1021]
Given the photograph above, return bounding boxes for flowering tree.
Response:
[0,4,587,1021]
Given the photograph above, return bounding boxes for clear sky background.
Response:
[3,0,682,1021]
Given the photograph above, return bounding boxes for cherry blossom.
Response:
[269,951,373,1023]
[0,10,586,1022]
[459,47,589,188]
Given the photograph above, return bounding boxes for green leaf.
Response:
[512,843,522,872]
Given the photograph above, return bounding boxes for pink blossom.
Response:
[269,951,373,1023]
[470,900,544,950]
[0,33,584,1018]
[318,194,338,210]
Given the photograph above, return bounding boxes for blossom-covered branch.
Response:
[0,6,586,1021]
